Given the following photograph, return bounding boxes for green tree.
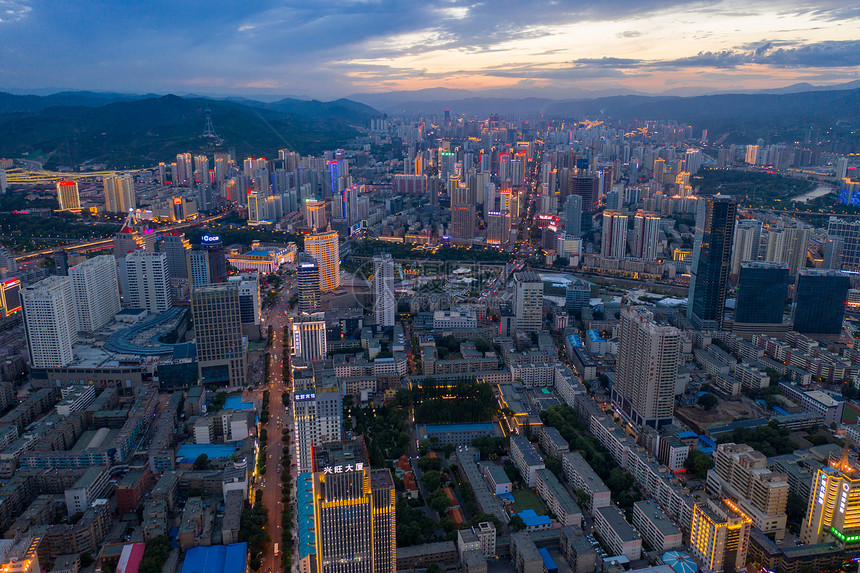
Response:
[194,454,210,470]
[422,470,444,492]
[80,551,94,568]
[428,489,451,515]
[508,514,526,531]
[684,449,714,479]
[697,393,719,411]
[417,456,443,472]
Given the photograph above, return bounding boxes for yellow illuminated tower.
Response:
[689,499,752,573]
[800,454,860,547]
[312,440,395,573]
[56,181,81,211]
[305,231,340,292]
[305,199,327,231]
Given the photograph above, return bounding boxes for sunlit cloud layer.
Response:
[0,0,857,98]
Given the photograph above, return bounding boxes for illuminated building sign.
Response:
[830,526,860,543]
[322,462,364,474]
[294,393,316,401]
[201,235,220,243]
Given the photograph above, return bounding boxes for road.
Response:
[259,281,296,573]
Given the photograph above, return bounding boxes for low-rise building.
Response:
[593,505,642,561]
[562,451,611,509]
[632,500,683,551]
[534,469,581,527]
[509,435,545,487]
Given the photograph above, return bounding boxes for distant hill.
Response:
[0,93,377,169]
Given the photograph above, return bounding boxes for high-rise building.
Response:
[306,199,327,231]
[564,195,582,237]
[450,205,476,239]
[56,181,81,211]
[827,217,860,271]
[653,158,666,182]
[486,211,511,245]
[247,192,262,224]
[103,174,136,213]
[612,306,680,429]
[190,250,210,287]
[690,500,752,573]
[69,255,120,333]
[730,219,762,276]
[687,195,737,330]
[192,283,247,387]
[157,233,192,282]
[765,223,810,273]
[801,456,860,547]
[734,262,789,326]
[113,213,155,257]
[631,211,660,260]
[228,272,261,340]
[824,235,845,270]
[311,440,395,573]
[121,251,172,313]
[0,278,21,317]
[601,211,627,259]
[293,382,342,473]
[21,276,77,368]
[297,259,320,313]
[175,153,193,185]
[194,155,209,187]
[513,271,543,333]
[793,268,849,335]
[571,175,599,213]
[373,254,395,328]
[291,313,327,362]
[201,235,227,283]
[305,232,340,292]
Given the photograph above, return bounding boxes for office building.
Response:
[104,174,136,213]
[56,181,81,211]
[294,384,342,473]
[734,262,788,326]
[631,211,660,260]
[190,250,210,286]
[373,254,395,328]
[201,235,227,284]
[114,215,154,258]
[731,219,762,276]
[157,233,192,282]
[823,235,845,270]
[801,457,860,547]
[765,223,810,273]
[688,195,737,329]
[690,500,752,573]
[487,211,511,245]
[570,175,599,213]
[513,271,543,333]
[601,211,627,259]
[192,283,247,387]
[292,313,327,362]
[297,259,320,313]
[450,205,476,240]
[828,217,860,270]
[305,199,327,231]
[121,251,172,313]
[311,440,395,573]
[69,255,120,333]
[613,306,680,429]
[564,195,582,236]
[228,272,261,340]
[305,231,340,292]
[21,276,77,368]
[793,268,850,335]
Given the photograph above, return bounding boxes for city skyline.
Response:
[0,1,857,99]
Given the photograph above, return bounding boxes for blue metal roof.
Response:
[587,329,601,341]
[181,542,247,573]
[297,473,316,560]
[567,334,583,348]
[538,548,557,571]
[518,509,551,528]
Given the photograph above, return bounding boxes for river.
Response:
[792,184,834,203]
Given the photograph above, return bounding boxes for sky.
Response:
[0,0,858,100]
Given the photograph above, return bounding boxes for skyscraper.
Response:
[201,235,227,283]
[373,254,395,328]
[297,259,320,313]
[513,271,543,333]
[190,250,210,287]
[56,181,81,211]
[157,233,192,282]
[824,235,845,270]
[571,175,599,213]
[612,306,680,429]
[730,219,762,276]
[801,456,860,547]
[687,195,737,330]
[291,313,327,362]
[601,211,627,259]
[228,272,262,340]
[450,205,476,240]
[563,195,582,237]
[631,211,660,260]
[103,174,136,213]
[311,440,395,573]
[21,276,77,368]
[69,255,120,333]
[306,199,327,231]
[305,231,340,292]
[765,223,810,273]
[192,282,247,387]
[175,152,193,185]
[734,262,788,327]
[121,251,172,313]
[486,211,511,245]
[690,500,752,573]
[293,382,342,473]
[827,217,860,271]
[793,268,849,335]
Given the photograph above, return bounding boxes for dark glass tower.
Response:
[735,262,789,324]
[793,268,850,334]
[201,234,227,283]
[687,195,737,330]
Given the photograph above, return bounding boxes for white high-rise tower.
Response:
[121,251,172,313]
[373,254,395,327]
[69,255,120,332]
[21,276,77,368]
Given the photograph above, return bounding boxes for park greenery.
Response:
[139,536,172,573]
[693,168,814,206]
[715,420,798,457]
[399,381,499,424]
[683,449,714,479]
